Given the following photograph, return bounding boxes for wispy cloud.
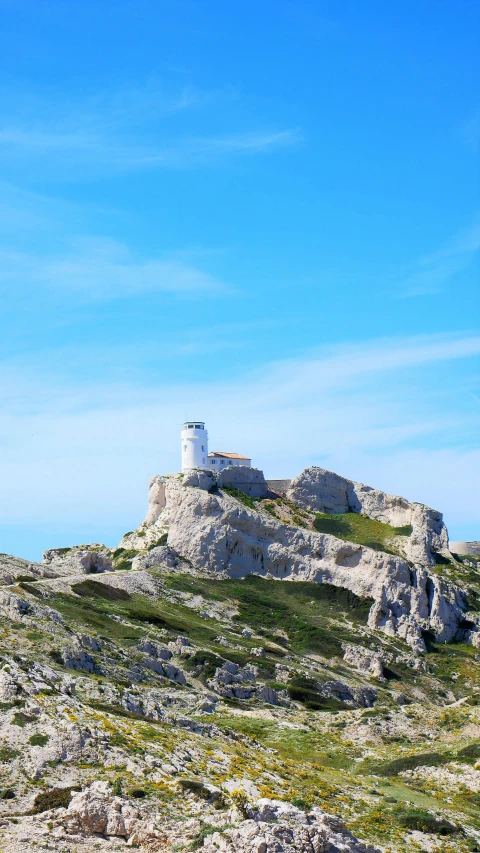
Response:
[395,221,480,298]
[0,82,301,174]
[1,332,479,551]
[0,237,231,302]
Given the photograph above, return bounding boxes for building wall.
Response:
[208,456,251,469]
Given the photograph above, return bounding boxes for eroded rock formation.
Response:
[141,470,467,652]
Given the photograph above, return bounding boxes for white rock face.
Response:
[216,465,268,498]
[343,644,385,681]
[153,477,465,651]
[450,540,480,556]
[42,545,112,575]
[200,799,381,852]
[287,467,449,567]
[60,781,164,846]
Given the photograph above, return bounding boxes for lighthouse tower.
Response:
[181,421,209,471]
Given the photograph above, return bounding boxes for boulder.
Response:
[131,545,177,571]
[42,545,112,575]
[343,644,385,681]
[182,469,217,491]
[217,465,268,499]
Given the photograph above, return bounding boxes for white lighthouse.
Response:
[181,421,209,471]
[181,420,252,472]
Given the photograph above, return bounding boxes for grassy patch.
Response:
[29,733,49,747]
[394,806,457,835]
[0,746,19,761]
[313,512,412,553]
[367,751,448,776]
[457,741,480,763]
[72,580,132,601]
[148,533,168,549]
[166,574,372,658]
[222,488,260,511]
[112,548,138,571]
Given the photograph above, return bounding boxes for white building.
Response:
[181,421,251,472]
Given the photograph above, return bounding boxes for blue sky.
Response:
[0,0,479,560]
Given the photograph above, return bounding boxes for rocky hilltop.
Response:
[0,464,480,852]
[125,466,473,653]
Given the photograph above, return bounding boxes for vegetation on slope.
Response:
[313,512,412,553]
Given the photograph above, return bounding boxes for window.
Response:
[202,445,204,451]
[188,424,193,429]
[184,445,187,452]
[195,424,202,429]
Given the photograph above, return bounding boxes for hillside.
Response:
[0,466,479,852]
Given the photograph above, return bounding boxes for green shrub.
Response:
[223,488,259,511]
[29,733,49,747]
[179,779,212,800]
[0,788,15,799]
[370,751,447,776]
[457,741,480,762]
[12,712,37,727]
[291,797,312,810]
[148,533,168,549]
[189,823,221,850]
[0,745,19,761]
[395,807,457,835]
[32,786,79,814]
[287,676,346,711]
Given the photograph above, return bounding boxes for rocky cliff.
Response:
[136,467,468,653]
[287,467,449,567]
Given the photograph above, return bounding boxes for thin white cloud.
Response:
[395,221,480,298]
[0,237,232,301]
[0,82,301,173]
[0,332,479,551]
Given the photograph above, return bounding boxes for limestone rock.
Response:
[199,798,381,853]
[168,635,193,656]
[343,644,385,681]
[257,685,279,705]
[217,465,268,498]
[0,590,31,621]
[62,641,96,673]
[137,637,172,660]
[131,544,178,571]
[287,466,449,566]
[144,475,167,525]
[182,468,217,491]
[42,545,112,575]
[158,478,465,651]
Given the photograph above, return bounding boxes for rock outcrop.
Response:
[201,799,381,853]
[42,545,112,575]
[343,644,385,681]
[287,467,449,567]
[154,476,465,652]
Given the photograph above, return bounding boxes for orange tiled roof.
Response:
[208,451,251,460]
